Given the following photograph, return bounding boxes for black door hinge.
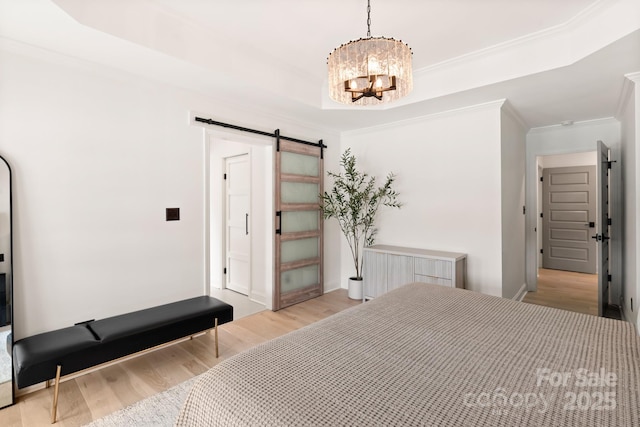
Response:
[522,206,526,215]
[224,267,227,274]
[540,212,543,218]
[608,217,612,226]
[540,176,543,182]
[540,249,543,254]
[608,274,612,282]
[224,173,227,180]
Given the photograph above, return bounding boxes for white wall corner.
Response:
[620,304,640,336]
[624,71,640,82]
[500,100,530,131]
[616,72,640,118]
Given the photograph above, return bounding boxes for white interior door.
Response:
[225,154,250,295]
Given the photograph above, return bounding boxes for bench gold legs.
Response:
[51,365,61,424]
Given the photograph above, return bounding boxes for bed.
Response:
[176,283,640,426]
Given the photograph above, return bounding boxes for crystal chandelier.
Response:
[327,0,413,105]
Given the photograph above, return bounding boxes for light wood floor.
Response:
[522,268,598,315]
[0,290,361,427]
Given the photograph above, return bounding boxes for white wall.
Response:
[500,107,526,299]
[620,74,639,331]
[525,119,622,295]
[539,152,597,168]
[0,47,341,338]
[341,102,505,297]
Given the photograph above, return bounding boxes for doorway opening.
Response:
[531,153,599,316]
[526,142,620,318]
[207,131,273,315]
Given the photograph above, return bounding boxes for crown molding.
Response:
[615,72,640,117]
[342,99,506,137]
[528,117,619,134]
[500,100,529,131]
[626,71,640,82]
[414,0,610,77]
[403,0,640,112]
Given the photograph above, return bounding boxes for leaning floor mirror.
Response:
[0,154,13,408]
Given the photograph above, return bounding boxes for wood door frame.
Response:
[596,140,611,316]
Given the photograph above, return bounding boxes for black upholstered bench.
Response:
[13,296,233,423]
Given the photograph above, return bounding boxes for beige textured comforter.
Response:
[176,283,640,426]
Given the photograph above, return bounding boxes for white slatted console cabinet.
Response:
[363,245,467,301]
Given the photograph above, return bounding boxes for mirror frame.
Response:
[0,154,13,409]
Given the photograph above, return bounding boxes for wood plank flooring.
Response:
[522,268,598,315]
[0,290,361,427]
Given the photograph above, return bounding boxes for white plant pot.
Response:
[348,277,363,300]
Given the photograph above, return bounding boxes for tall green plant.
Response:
[321,149,401,279]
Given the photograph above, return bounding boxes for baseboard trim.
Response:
[620,304,639,336]
[513,283,528,302]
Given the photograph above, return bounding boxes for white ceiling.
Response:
[1,0,639,131]
[154,0,597,77]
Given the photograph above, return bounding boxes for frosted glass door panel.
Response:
[275,138,323,310]
[282,211,318,233]
[281,237,319,263]
[281,182,319,204]
[281,151,319,177]
[281,265,319,293]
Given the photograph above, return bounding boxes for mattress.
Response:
[176,283,640,426]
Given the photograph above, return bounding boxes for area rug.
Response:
[84,376,197,427]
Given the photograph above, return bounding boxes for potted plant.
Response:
[321,148,401,300]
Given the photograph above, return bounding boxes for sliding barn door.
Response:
[274,137,323,310]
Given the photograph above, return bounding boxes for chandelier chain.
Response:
[366,0,371,38]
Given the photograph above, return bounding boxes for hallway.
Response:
[522,268,598,316]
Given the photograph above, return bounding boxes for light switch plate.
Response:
[166,208,180,221]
